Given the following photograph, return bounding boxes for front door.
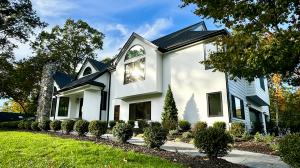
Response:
[79,98,83,119]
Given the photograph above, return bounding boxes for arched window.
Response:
[125,45,145,60]
[83,67,92,76]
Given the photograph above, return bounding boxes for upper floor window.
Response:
[125,45,145,60]
[259,77,265,91]
[124,58,145,84]
[83,67,92,76]
[231,95,245,119]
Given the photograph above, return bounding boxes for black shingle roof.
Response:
[53,72,74,88]
[152,22,227,52]
[87,58,109,72]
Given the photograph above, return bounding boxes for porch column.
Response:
[82,90,102,121]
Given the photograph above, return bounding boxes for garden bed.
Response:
[234,140,279,156]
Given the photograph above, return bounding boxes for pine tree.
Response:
[162,85,178,130]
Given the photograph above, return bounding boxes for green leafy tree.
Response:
[181,0,300,86]
[162,85,178,130]
[32,19,105,76]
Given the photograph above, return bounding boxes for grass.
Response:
[0,131,184,168]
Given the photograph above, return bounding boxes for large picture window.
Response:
[124,58,145,84]
[129,101,151,120]
[207,92,223,117]
[231,95,245,119]
[58,97,69,117]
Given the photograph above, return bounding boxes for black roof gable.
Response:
[53,72,74,88]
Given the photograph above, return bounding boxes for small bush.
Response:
[169,129,179,136]
[144,125,168,148]
[241,131,252,141]
[112,123,133,143]
[74,120,89,136]
[182,132,193,139]
[229,122,245,137]
[18,120,25,129]
[178,120,191,131]
[149,121,161,127]
[109,120,116,128]
[24,121,33,130]
[61,120,75,134]
[279,133,300,168]
[89,120,107,138]
[137,119,149,130]
[251,121,264,134]
[192,121,207,135]
[213,121,226,130]
[127,120,135,128]
[194,127,233,159]
[50,120,61,131]
[0,121,19,129]
[254,132,264,142]
[38,120,50,131]
[117,120,125,123]
[31,121,39,131]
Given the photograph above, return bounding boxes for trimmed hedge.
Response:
[38,120,50,131]
[149,122,161,128]
[229,122,245,137]
[0,121,20,129]
[178,120,191,131]
[127,120,135,128]
[89,120,107,138]
[74,120,89,136]
[112,123,133,143]
[18,120,25,129]
[213,121,226,130]
[24,121,33,130]
[137,119,149,130]
[194,127,233,159]
[50,120,61,131]
[61,120,75,134]
[144,125,168,148]
[279,133,300,168]
[31,121,39,131]
[109,120,116,128]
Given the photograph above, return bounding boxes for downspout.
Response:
[99,89,103,120]
[225,73,232,123]
[106,72,111,123]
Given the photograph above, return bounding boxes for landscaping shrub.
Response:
[109,120,116,128]
[74,120,89,136]
[279,133,300,168]
[117,120,125,123]
[144,125,168,148]
[61,120,75,134]
[112,123,133,143]
[194,127,234,159]
[38,120,50,131]
[229,122,245,137]
[137,119,149,130]
[213,121,226,130]
[254,132,264,142]
[0,121,19,129]
[241,131,252,141]
[127,120,135,128]
[50,120,61,131]
[169,129,179,136]
[191,121,207,135]
[161,85,178,130]
[18,120,25,129]
[24,121,33,130]
[251,121,264,134]
[31,121,39,131]
[182,132,193,139]
[89,120,107,138]
[178,120,191,131]
[149,121,161,127]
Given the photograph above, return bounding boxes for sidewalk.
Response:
[102,134,289,168]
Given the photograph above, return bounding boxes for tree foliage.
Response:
[32,19,105,76]
[0,100,25,113]
[181,0,300,86]
[161,85,178,130]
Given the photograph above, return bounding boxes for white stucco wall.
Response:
[82,90,101,121]
[77,61,97,79]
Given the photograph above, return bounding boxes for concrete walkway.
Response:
[102,134,289,168]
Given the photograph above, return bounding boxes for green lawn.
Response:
[0,131,184,168]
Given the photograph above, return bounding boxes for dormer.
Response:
[77,58,108,79]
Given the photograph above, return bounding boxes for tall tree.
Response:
[162,85,178,130]
[32,19,105,76]
[181,0,300,86]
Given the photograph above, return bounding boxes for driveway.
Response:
[113,135,289,168]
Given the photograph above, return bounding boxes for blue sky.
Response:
[1,0,221,107]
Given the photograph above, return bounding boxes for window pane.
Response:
[58,97,69,117]
[83,67,92,76]
[124,58,145,84]
[259,77,265,91]
[101,91,107,110]
[125,45,145,60]
[129,101,151,120]
[232,96,245,119]
[208,92,222,116]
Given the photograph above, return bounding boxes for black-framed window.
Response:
[231,95,245,119]
[259,77,265,91]
[124,58,145,84]
[58,97,69,117]
[129,101,151,120]
[83,67,92,76]
[207,92,223,117]
[50,98,57,117]
[101,91,107,110]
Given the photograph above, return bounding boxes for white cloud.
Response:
[136,18,173,40]
[32,0,77,17]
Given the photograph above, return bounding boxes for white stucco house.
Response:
[50,22,270,132]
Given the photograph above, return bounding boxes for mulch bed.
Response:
[234,140,279,156]
[30,131,247,168]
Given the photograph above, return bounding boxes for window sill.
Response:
[208,115,223,118]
